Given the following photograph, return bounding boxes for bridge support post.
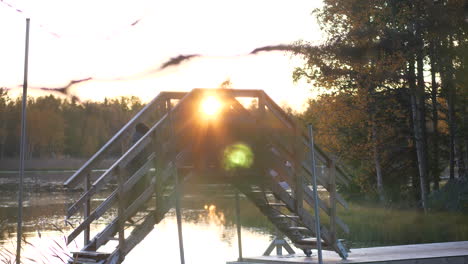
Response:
[117,167,125,262]
[308,124,323,264]
[174,171,185,264]
[168,99,186,264]
[235,190,243,261]
[263,235,295,256]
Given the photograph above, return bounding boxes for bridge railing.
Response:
[258,91,351,248]
[64,91,188,248]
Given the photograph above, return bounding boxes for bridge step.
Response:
[287,226,310,231]
[272,215,299,219]
[70,251,110,264]
[266,202,286,206]
[294,237,328,247]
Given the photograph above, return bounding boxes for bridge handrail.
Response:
[66,90,197,219]
[261,92,351,185]
[64,91,187,188]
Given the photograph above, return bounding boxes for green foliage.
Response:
[428,179,468,213]
[298,91,416,203]
[295,0,467,205]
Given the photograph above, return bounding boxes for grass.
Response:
[337,202,468,248]
[202,193,468,248]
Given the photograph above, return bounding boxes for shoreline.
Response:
[0,158,115,188]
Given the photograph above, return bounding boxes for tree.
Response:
[294,0,467,207]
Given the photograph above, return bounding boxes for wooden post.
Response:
[294,124,303,213]
[328,159,337,244]
[154,139,163,219]
[84,172,91,246]
[117,167,125,261]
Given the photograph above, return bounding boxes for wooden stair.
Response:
[236,177,348,259]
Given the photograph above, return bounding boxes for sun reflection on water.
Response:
[0,191,272,264]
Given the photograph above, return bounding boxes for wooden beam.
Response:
[302,185,330,216]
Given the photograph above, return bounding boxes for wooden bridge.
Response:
[64,89,351,264]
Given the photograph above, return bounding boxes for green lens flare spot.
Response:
[223,143,254,170]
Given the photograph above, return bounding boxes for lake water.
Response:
[0,184,279,264]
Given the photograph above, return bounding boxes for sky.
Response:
[1,0,324,111]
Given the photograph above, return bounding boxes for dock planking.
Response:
[227,241,468,264]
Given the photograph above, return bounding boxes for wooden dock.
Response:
[227,241,468,264]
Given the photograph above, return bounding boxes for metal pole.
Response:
[17,18,30,264]
[308,124,323,264]
[168,100,185,264]
[235,191,243,261]
[174,170,185,264]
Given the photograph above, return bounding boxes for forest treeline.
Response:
[0,90,143,159]
[294,0,467,209]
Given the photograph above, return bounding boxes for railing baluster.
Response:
[84,172,90,246]
[329,159,337,244]
[294,124,303,213]
[117,167,125,262]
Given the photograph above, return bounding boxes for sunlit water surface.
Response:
[0,187,275,264]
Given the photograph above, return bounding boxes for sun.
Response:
[200,96,222,117]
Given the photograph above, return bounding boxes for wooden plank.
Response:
[301,135,351,186]
[301,162,349,210]
[67,112,185,219]
[88,168,191,251]
[124,172,195,257]
[262,92,295,129]
[122,178,157,221]
[234,241,468,264]
[72,251,110,259]
[93,180,156,250]
[67,133,155,218]
[301,161,329,189]
[293,125,303,214]
[65,89,194,189]
[265,176,335,247]
[67,154,155,244]
[160,91,188,100]
[263,94,351,187]
[302,185,330,216]
[191,88,262,98]
[122,153,156,190]
[118,137,152,169]
[336,216,350,234]
[123,210,156,256]
[64,92,169,188]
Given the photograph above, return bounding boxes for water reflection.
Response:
[0,187,274,264]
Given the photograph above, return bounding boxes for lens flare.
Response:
[223,143,254,171]
[200,96,222,117]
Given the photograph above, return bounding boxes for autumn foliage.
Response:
[0,91,143,159]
